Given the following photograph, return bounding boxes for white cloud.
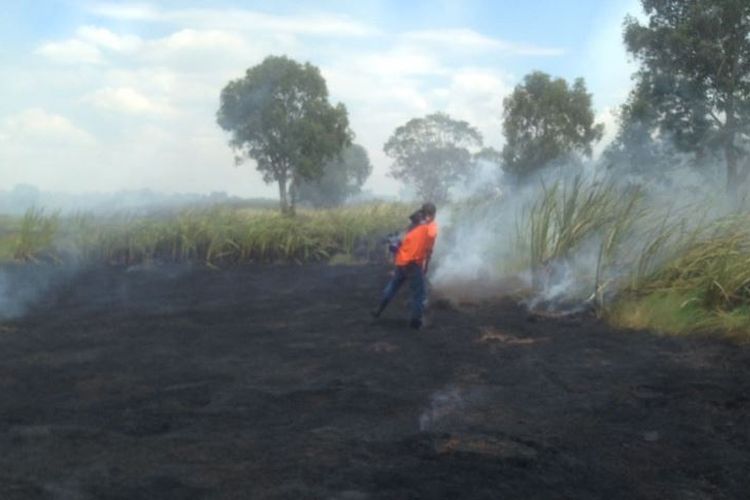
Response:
[151,29,245,52]
[442,70,512,149]
[104,124,276,196]
[140,28,254,69]
[0,108,94,144]
[183,8,375,37]
[404,28,565,56]
[359,48,445,77]
[35,39,102,64]
[404,29,504,49]
[77,26,143,52]
[83,86,173,115]
[42,25,257,70]
[87,3,160,21]
[89,3,376,37]
[103,67,178,94]
[0,108,275,196]
[0,109,101,191]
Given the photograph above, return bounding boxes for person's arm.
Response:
[423,250,432,274]
[423,223,438,274]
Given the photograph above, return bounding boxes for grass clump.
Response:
[509,174,750,338]
[639,215,750,310]
[13,207,59,262]
[607,291,704,334]
[608,213,750,340]
[608,291,750,342]
[515,175,643,305]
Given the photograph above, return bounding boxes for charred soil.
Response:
[1,263,749,499]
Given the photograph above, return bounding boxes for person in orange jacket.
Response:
[372,203,437,329]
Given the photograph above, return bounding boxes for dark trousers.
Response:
[379,262,425,321]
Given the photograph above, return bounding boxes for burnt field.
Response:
[1,263,749,499]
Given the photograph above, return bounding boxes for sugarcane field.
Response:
[3,1,750,499]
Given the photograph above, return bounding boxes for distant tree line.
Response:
[217,0,750,212]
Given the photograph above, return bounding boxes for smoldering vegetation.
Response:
[430,156,750,336]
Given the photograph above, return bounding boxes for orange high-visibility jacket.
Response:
[394,221,438,267]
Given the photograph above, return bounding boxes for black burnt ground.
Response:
[0,263,749,499]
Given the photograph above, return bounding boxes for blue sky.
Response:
[1,0,641,197]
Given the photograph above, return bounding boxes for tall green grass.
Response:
[517,176,643,305]
[512,175,750,336]
[525,177,642,266]
[0,203,408,266]
[633,214,750,311]
[13,207,60,262]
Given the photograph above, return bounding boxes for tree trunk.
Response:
[278,176,289,214]
[732,155,750,204]
[724,100,744,201]
[726,142,738,198]
[288,177,297,216]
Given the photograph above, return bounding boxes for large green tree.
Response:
[624,0,750,194]
[502,71,603,180]
[384,112,483,203]
[217,55,352,214]
[297,143,372,207]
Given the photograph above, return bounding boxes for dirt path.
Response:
[0,263,748,499]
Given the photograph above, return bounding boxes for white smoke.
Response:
[0,265,75,320]
[419,385,465,432]
[432,161,519,285]
[430,156,738,312]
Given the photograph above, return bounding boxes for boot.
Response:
[371,300,388,318]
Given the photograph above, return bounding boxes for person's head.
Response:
[421,202,436,221]
[408,209,424,226]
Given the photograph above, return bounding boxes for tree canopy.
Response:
[217,55,352,214]
[623,0,750,195]
[603,85,679,179]
[297,143,372,208]
[383,112,483,203]
[501,71,603,181]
